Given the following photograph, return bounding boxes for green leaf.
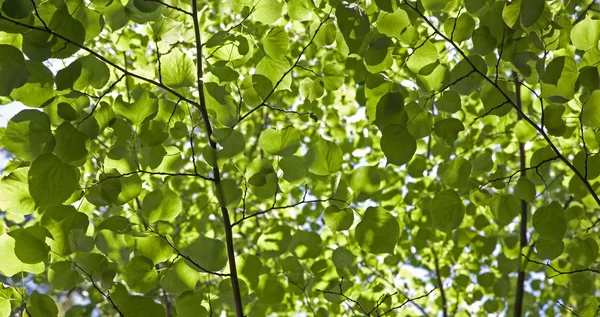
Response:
[256,274,285,305]
[256,56,291,91]
[87,176,122,206]
[433,118,464,146]
[263,27,288,58]
[332,247,357,278]
[300,77,325,101]
[2,109,52,161]
[175,291,208,317]
[161,49,196,88]
[289,230,322,259]
[142,187,183,223]
[515,177,536,202]
[216,178,242,209]
[257,225,291,257]
[0,296,8,317]
[422,0,446,11]
[125,0,161,23]
[237,253,262,289]
[490,194,520,226]
[567,237,599,267]
[430,190,465,232]
[75,55,111,90]
[0,44,29,96]
[48,6,85,59]
[406,40,438,74]
[112,284,166,317]
[336,1,371,54]
[405,102,434,139]
[571,17,600,51]
[10,225,50,263]
[0,168,35,215]
[541,56,578,102]
[314,20,337,48]
[279,155,308,183]
[160,259,199,296]
[211,128,246,160]
[502,0,521,28]
[254,0,281,24]
[10,61,55,107]
[48,261,81,291]
[56,61,82,91]
[288,0,312,21]
[514,119,537,143]
[472,152,494,175]
[258,127,301,157]
[122,256,159,293]
[472,26,497,55]
[439,157,472,189]
[97,216,131,233]
[26,292,58,317]
[139,120,169,147]
[306,139,343,175]
[28,154,79,207]
[105,0,129,30]
[444,13,475,43]
[2,0,32,19]
[323,205,354,231]
[450,55,487,95]
[281,256,304,285]
[349,165,380,201]
[582,90,600,128]
[355,207,399,254]
[372,92,405,129]
[377,9,410,40]
[380,124,416,166]
[118,174,143,204]
[0,234,45,276]
[183,236,228,272]
[114,89,159,125]
[68,229,94,253]
[520,0,544,28]
[535,238,564,260]
[133,0,159,12]
[244,158,278,199]
[533,201,566,241]
[53,123,89,164]
[41,205,88,255]
[322,64,345,90]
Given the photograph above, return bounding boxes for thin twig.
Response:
[237,11,332,124]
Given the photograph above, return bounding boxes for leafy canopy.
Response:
[0,0,600,316]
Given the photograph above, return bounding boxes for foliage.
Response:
[0,0,600,316]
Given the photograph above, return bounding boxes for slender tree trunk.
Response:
[513,73,527,317]
[190,2,244,316]
[433,250,448,317]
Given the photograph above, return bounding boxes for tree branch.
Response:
[231,196,349,227]
[0,13,201,110]
[522,253,600,278]
[403,2,600,216]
